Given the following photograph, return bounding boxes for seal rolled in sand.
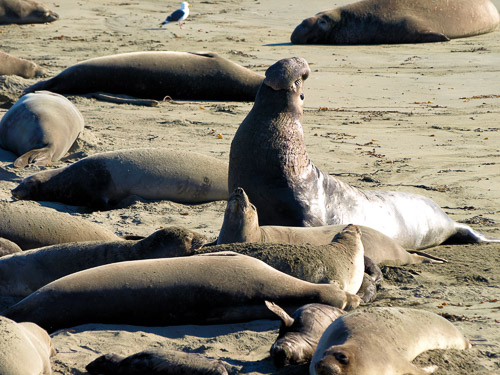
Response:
[12,148,229,209]
[228,57,500,250]
[25,51,264,101]
[0,0,58,24]
[0,51,47,78]
[0,91,84,168]
[86,349,228,375]
[310,307,471,375]
[266,301,344,368]
[0,226,206,297]
[3,252,360,333]
[0,316,54,375]
[291,0,500,45]
[0,201,120,250]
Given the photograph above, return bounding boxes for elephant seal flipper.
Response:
[13,147,52,168]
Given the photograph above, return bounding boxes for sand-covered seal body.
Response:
[0,0,58,24]
[0,226,206,297]
[0,91,84,167]
[12,148,229,209]
[25,51,264,101]
[0,236,22,256]
[0,51,47,78]
[291,0,500,45]
[310,307,470,375]
[86,349,228,375]
[228,57,499,250]
[3,252,360,333]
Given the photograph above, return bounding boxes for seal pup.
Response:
[0,237,22,257]
[86,349,228,375]
[0,316,54,375]
[291,0,500,45]
[0,0,58,24]
[25,51,264,101]
[12,148,229,209]
[228,57,500,250]
[0,91,84,168]
[3,252,360,333]
[310,307,471,375]
[0,226,206,297]
[0,51,47,78]
[266,302,344,368]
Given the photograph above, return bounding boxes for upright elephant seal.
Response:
[291,0,500,45]
[3,252,360,333]
[0,316,54,375]
[0,91,84,168]
[12,148,229,209]
[0,226,206,297]
[0,52,47,78]
[0,0,58,24]
[310,307,470,375]
[228,57,500,250]
[25,51,264,101]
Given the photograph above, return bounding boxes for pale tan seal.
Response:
[0,51,47,78]
[12,148,229,209]
[310,307,471,375]
[0,236,22,257]
[0,0,58,24]
[291,0,500,44]
[0,91,84,168]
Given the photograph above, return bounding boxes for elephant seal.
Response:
[3,252,360,333]
[217,188,444,266]
[0,226,206,297]
[0,201,120,250]
[228,57,500,250]
[0,237,22,257]
[25,51,264,101]
[86,349,228,375]
[0,52,47,78]
[310,307,471,375]
[0,316,54,375]
[12,148,229,209]
[291,0,500,45]
[0,0,58,24]
[0,91,84,168]
[266,302,344,368]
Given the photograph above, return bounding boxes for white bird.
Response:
[160,2,191,29]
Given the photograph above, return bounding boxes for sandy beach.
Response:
[1,0,499,373]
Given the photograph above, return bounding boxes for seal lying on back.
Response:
[86,349,228,375]
[12,148,229,209]
[0,226,206,297]
[3,252,360,333]
[291,0,500,44]
[0,0,58,24]
[25,51,264,101]
[0,51,47,78]
[0,91,84,168]
[310,307,470,375]
[228,57,499,250]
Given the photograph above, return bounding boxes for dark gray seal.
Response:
[25,51,264,101]
[0,0,58,24]
[291,0,500,44]
[228,57,500,249]
[0,51,47,78]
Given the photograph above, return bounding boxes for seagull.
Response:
[160,2,191,29]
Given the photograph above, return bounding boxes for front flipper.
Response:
[14,147,52,168]
[414,31,450,43]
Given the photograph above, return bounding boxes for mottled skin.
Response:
[228,57,500,250]
[291,0,499,45]
[0,51,47,78]
[0,0,58,24]
[310,307,470,375]
[25,51,264,101]
[266,302,344,368]
[3,252,360,333]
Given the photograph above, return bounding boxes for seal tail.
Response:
[446,223,500,244]
[14,148,52,168]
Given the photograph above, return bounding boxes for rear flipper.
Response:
[446,223,500,244]
[14,148,52,168]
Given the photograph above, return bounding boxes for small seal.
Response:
[0,51,47,78]
[0,236,22,257]
[0,0,58,24]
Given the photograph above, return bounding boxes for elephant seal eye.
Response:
[300,93,305,100]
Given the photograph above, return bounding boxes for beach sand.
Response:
[0,0,499,373]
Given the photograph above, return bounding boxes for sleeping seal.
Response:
[0,52,47,78]
[0,0,58,24]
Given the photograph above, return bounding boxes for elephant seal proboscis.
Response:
[0,0,58,24]
[291,0,500,45]
[310,307,470,375]
[0,237,22,257]
[217,188,445,266]
[86,349,228,375]
[0,226,206,297]
[0,316,54,375]
[0,91,84,168]
[25,51,264,101]
[228,57,500,249]
[3,252,360,333]
[0,52,47,78]
[12,148,229,209]
[266,301,344,368]
[0,200,120,250]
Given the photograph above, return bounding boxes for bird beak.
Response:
[188,3,192,7]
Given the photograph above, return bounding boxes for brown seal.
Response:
[0,0,58,24]
[0,51,47,78]
[0,237,22,257]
